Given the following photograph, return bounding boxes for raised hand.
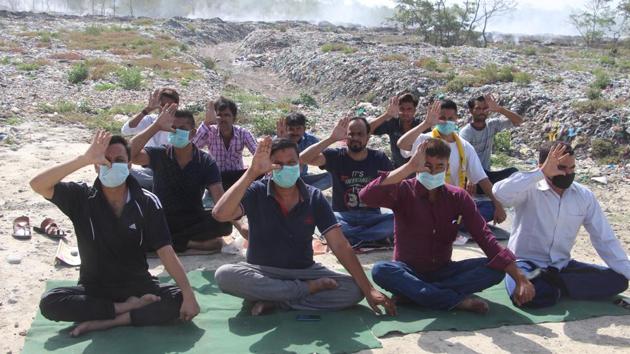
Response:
[330,115,351,141]
[146,88,162,113]
[385,96,399,119]
[276,117,288,138]
[485,94,501,112]
[541,144,570,178]
[425,101,441,126]
[409,141,430,173]
[250,136,281,176]
[155,103,178,133]
[204,99,217,125]
[365,287,397,316]
[84,130,112,167]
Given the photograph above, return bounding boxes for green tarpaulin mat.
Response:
[22,271,381,354]
[23,270,629,354]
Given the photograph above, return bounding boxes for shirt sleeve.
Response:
[459,125,472,142]
[240,181,262,217]
[203,158,222,187]
[144,146,164,171]
[243,128,258,155]
[464,141,488,184]
[141,193,173,251]
[372,120,392,136]
[380,152,394,172]
[490,117,514,133]
[400,134,427,159]
[460,191,516,270]
[312,189,340,235]
[358,171,400,210]
[192,122,211,150]
[48,182,90,220]
[493,169,544,207]
[321,148,339,172]
[121,115,155,136]
[583,190,630,279]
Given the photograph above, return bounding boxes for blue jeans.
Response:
[372,258,504,310]
[301,172,332,191]
[334,209,393,247]
[505,260,628,308]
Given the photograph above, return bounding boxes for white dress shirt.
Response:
[493,169,630,279]
[121,114,169,148]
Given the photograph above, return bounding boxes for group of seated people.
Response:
[28,87,629,336]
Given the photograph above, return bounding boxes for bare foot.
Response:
[455,297,489,314]
[250,301,275,316]
[115,294,160,315]
[306,278,338,295]
[70,314,131,337]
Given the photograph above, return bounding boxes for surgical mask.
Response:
[551,173,575,189]
[272,164,301,188]
[417,171,446,190]
[99,163,129,188]
[168,129,190,148]
[436,121,458,136]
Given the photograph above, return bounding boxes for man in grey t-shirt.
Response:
[460,94,523,185]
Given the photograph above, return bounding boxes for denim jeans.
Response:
[505,260,628,308]
[334,209,394,247]
[301,172,332,191]
[372,258,504,310]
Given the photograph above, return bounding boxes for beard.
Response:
[472,114,486,122]
[348,142,365,153]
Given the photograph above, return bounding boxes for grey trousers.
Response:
[215,262,364,311]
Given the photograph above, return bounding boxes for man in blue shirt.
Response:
[212,137,396,316]
[277,112,332,190]
[300,116,394,248]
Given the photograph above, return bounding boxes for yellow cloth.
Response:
[431,129,467,187]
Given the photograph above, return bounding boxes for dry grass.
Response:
[85,58,123,80]
[130,57,201,80]
[49,52,84,61]
[61,27,178,55]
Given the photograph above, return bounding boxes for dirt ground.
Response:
[0,117,629,354]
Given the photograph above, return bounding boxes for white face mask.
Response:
[416,171,446,190]
[99,163,129,187]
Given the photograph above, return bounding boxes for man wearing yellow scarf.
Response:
[398,99,507,226]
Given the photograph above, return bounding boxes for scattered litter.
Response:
[6,254,22,264]
[591,176,608,184]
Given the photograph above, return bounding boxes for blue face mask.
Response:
[99,163,129,188]
[168,129,190,148]
[436,121,458,136]
[416,171,446,190]
[272,164,301,188]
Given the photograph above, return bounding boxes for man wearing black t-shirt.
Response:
[300,116,394,247]
[29,131,199,336]
[130,105,239,252]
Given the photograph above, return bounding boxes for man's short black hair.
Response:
[271,138,299,157]
[215,96,238,118]
[467,96,485,110]
[349,116,371,135]
[285,112,307,127]
[539,141,575,164]
[160,88,180,104]
[425,137,451,160]
[441,99,458,111]
[109,135,131,160]
[398,93,419,107]
[174,110,195,129]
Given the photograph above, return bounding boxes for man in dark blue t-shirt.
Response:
[300,116,394,247]
[212,137,395,316]
[29,131,199,336]
[130,105,238,252]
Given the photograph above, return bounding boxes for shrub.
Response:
[573,99,616,113]
[291,93,318,108]
[600,55,616,66]
[16,62,40,71]
[252,116,278,136]
[95,82,116,91]
[320,43,356,54]
[513,72,532,86]
[494,131,511,153]
[414,58,440,71]
[586,86,602,100]
[523,47,537,56]
[591,138,617,159]
[381,53,408,62]
[201,57,216,70]
[68,62,89,84]
[116,67,143,90]
[591,69,611,90]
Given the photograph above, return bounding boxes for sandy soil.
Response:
[0,117,629,354]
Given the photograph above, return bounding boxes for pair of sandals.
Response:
[12,216,66,240]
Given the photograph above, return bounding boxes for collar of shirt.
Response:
[265,177,310,202]
[166,143,202,164]
[536,178,579,194]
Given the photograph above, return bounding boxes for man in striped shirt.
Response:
[192,97,257,190]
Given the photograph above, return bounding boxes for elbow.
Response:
[212,208,229,222]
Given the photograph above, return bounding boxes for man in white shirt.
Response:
[398,99,506,225]
[494,142,629,308]
[121,88,179,189]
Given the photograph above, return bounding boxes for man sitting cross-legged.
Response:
[130,104,240,252]
[30,131,199,336]
[212,137,396,316]
[360,138,534,313]
[494,141,630,308]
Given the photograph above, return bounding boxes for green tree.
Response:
[569,0,616,47]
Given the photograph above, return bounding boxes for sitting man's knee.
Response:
[372,261,397,284]
[609,271,629,294]
[215,264,242,291]
[39,290,63,321]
